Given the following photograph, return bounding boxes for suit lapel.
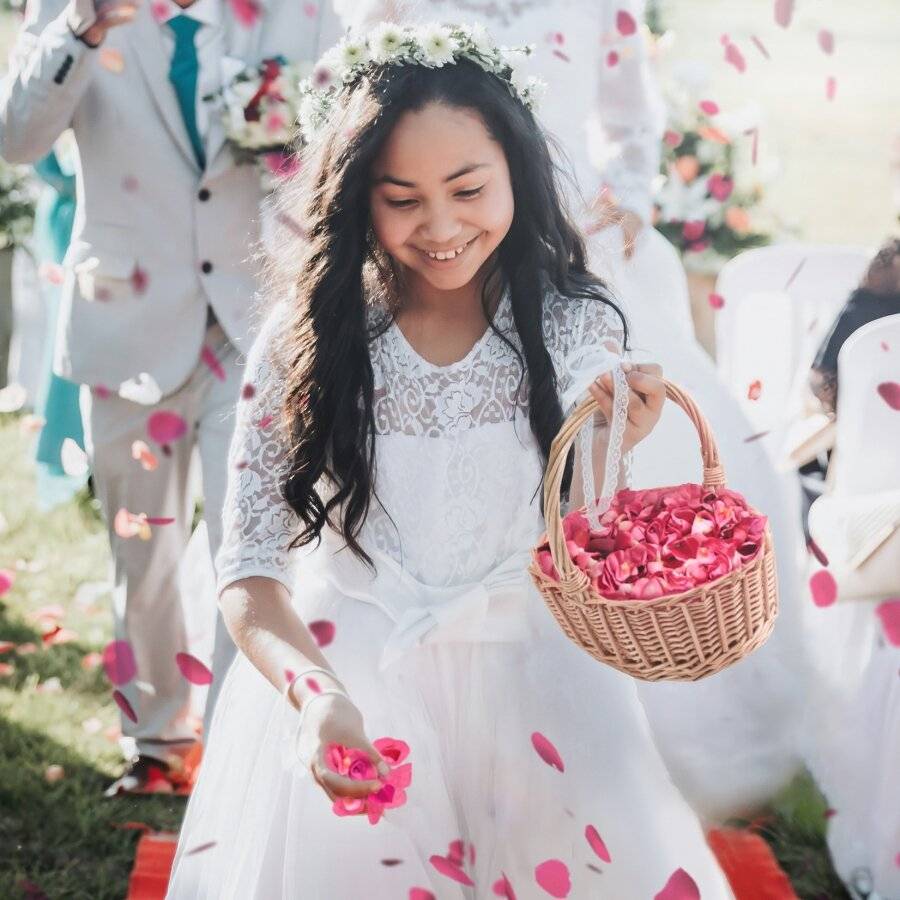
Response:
[126,7,202,173]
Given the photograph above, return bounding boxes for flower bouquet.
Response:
[529,378,778,681]
[209,55,312,180]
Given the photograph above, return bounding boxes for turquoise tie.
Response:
[167,15,206,169]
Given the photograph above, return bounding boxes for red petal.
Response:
[654,868,700,900]
[102,640,137,686]
[876,382,900,410]
[492,873,517,898]
[585,824,612,862]
[531,731,565,772]
[616,9,637,36]
[534,859,571,898]
[809,570,838,608]
[175,652,213,685]
[112,689,138,723]
[308,620,336,647]
[429,855,474,886]
[409,890,436,900]
[147,410,187,445]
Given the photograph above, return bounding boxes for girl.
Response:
[168,24,733,898]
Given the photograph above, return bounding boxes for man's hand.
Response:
[75,0,139,48]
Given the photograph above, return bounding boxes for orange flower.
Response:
[698,125,731,145]
[674,155,700,183]
[725,206,751,234]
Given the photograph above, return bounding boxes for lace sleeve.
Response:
[215,304,300,595]
[590,0,666,223]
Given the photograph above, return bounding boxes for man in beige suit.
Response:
[0,0,340,793]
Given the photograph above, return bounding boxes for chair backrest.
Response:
[714,243,871,437]
[830,313,900,494]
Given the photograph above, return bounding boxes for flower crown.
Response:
[296,22,547,143]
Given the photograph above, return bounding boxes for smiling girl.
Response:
[167,24,733,899]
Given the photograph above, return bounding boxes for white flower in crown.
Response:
[337,37,370,75]
[521,75,548,108]
[417,24,459,67]
[501,46,534,95]
[370,22,408,63]
[466,22,494,57]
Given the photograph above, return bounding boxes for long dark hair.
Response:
[268,58,628,569]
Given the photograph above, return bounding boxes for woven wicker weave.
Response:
[528,379,779,682]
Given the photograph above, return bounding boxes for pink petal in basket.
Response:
[175,652,213,685]
[429,854,474,886]
[654,868,700,900]
[875,599,900,647]
[810,570,838,608]
[102,640,137,686]
[534,859,571,898]
[585,824,612,862]
[531,731,565,772]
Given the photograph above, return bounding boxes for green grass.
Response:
[0,412,849,898]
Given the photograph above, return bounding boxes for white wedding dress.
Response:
[340,0,806,825]
[167,289,733,898]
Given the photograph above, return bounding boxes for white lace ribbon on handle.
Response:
[559,344,629,531]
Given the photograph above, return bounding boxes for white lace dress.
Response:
[167,289,733,899]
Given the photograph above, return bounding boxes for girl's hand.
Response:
[588,362,666,452]
[296,693,390,806]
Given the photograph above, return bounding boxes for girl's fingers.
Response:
[626,371,666,413]
[317,767,383,800]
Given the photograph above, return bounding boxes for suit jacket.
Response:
[0,0,342,396]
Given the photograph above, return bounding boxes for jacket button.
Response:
[198,188,210,201]
[201,261,213,274]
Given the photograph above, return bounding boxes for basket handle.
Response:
[541,378,727,591]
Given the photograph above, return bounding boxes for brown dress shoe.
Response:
[103,754,174,798]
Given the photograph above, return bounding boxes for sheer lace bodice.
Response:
[215,288,627,593]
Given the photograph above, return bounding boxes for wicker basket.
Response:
[528,378,779,682]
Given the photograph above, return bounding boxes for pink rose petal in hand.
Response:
[175,652,213,685]
[654,868,700,900]
[103,640,137,686]
[531,731,565,771]
[810,570,838,608]
[534,859,571,898]
[875,599,900,647]
[585,824,612,862]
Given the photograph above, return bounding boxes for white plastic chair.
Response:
[714,244,871,440]
[829,313,900,494]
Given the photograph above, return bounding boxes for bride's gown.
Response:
[167,290,733,898]
[340,0,807,825]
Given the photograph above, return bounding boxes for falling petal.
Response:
[0,568,16,597]
[409,890,436,900]
[201,346,227,381]
[122,175,139,192]
[130,264,149,295]
[655,868,700,900]
[708,292,725,310]
[826,76,837,101]
[818,29,834,54]
[150,0,168,21]
[186,841,217,856]
[241,383,256,400]
[585,824,612,862]
[531,731,565,771]
[112,689,138,723]
[228,0,261,27]
[103,640,137,686]
[275,211,308,240]
[880,341,890,352]
[176,652,213,686]
[534,860,571,898]
[750,35,770,59]
[807,537,829,567]
[147,410,188,444]
[876,382,900,410]
[615,9,637,36]
[380,858,403,866]
[875,599,900,647]
[744,126,759,165]
[302,2,317,16]
[145,516,175,526]
[699,99,719,116]
[493,873,517,898]
[99,48,125,73]
[606,50,619,66]
[747,380,763,401]
[810,570,838,608]
[774,0,794,28]
[308,619,336,647]
[306,677,321,693]
[429,855,474,886]
[256,414,274,430]
[663,130,683,148]
[723,40,746,73]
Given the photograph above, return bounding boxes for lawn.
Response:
[0,412,850,899]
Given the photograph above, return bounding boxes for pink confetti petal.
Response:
[699,99,719,116]
[112,689,138,723]
[826,76,837,101]
[150,0,168,22]
[186,840,217,856]
[552,49,571,62]
[409,891,436,900]
[256,414,274,430]
[228,0,261,27]
[616,9,637,36]
[534,859,571,898]
[606,50,619,67]
[747,379,763,401]
[664,130,683,148]
[818,29,835,55]
[241,383,256,400]
[807,537,830,567]
[302,2,317,16]
[103,640,137,686]
[774,0,794,28]
[145,517,175,526]
[147,410,188,445]
[429,855,474,887]
[493,873,517,898]
[880,341,890,352]
[175,652,213,686]
[810,570,838,608]
[585,824,612,862]
[308,619,336,648]
[0,569,14,598]
[750,35,770,59]
[876,382,900,410]
[722,38,746,73]
[122,175,139,192]
[531,731,565,771]
[876,599,900,647]
[201,346,227,381]
[708,292,725,310]
[655,868,700,900]
[130,264,148,295]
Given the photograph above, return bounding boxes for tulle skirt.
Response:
[167,565,734,899]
